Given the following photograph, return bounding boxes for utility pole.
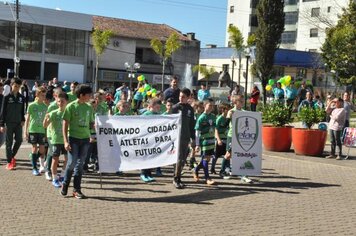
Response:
[14,0,20,77]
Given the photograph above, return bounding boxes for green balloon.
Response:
[151,88,157,94]
[141,75,146,81]
[268,79,275,86]
[144,84,151,91]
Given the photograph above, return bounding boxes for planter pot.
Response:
[292,128,327,156]
[262,126,293,152]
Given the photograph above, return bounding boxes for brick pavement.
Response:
[1,145,356,236]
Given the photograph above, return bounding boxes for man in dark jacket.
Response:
[172,88,195,189]
[164,76,180,104]
[0,78,25,170]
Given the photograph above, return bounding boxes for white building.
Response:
[226,0,349,51]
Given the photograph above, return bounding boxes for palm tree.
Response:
[92,28,113,91]
[193,65,216,87]
[150,32,181,90]
[228,25,244,86]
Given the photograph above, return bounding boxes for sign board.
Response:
[96,114,181,172]
[231,111,262,176]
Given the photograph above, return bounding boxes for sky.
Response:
[21,0,228,47]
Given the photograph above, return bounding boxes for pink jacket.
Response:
[329,108,346,131]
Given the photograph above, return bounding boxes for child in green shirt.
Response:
[140,98,162,182]
[25,87,48,176]
[61,84,94,199]
[43,92,68,188]
[193,99,216,185]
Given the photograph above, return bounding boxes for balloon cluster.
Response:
[137,75,146,82]
[265,75,292,91]
[138,84,157,97]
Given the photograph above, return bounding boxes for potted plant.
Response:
[292,106,327,156]
[262,102,293,152]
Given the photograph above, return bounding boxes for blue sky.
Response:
[22,0,227,47]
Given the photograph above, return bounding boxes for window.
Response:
[230,6,234,13]
[249,14,258,27]
[297,68,307,79]
[285,0,298,5]
[310,28,318,37]
[327,6,331,13]
[309,49,317,52]
[311,7,320,17]
[272,66,285,77]
[45,26,85,57]
[281,31,297,44]
[285,12,298,25]
[302,0,318,2]
[135,48,143,63]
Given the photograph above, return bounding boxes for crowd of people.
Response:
[0,75,353,199]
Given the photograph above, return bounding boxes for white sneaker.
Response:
[45,172,52,181]
[241,176,253,183]
[39,166,46,173]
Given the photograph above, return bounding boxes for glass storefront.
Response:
[0,20,86,57]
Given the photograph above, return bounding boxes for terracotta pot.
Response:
[262,126,292,152]
[292,128,327,156]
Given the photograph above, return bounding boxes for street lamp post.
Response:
[231,57,236,89]
[124,62,140,89]
[244,48,251,110]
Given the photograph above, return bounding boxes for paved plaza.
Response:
[1,144,356,235]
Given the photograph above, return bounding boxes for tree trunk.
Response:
[262,77,268,105]
[95,56,99,92]
[161,59,166,91]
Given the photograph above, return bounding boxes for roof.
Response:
[0,2,92,30]
[93,16,192,41]
[200,47,324,68]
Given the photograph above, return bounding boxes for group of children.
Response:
[1,77,252,198]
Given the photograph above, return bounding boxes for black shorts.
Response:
[28,133,46,145]
[201,149,215,157]
[52,144,67,157]
[215,142,226,157]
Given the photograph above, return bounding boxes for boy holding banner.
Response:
[140,98,162,182]
[61,84,94,199]
[224,95,252,183]
[193,99,216,185]
[172,88,196,189]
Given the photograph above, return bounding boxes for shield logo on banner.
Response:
[235,116,259,152]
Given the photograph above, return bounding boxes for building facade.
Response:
[0,3,200,90]
[226,0,349,51]
[199,47,330,94]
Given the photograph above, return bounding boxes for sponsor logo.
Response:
[235,116,259,152]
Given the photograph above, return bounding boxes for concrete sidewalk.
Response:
[1,145,356,235]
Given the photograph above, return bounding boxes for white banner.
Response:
[96,114,181,172]
[231,111,262,176]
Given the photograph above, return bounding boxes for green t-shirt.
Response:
[160,104,166,114]
[46,101,59,138]
[227,108,244,137]
[142,110,160,116]
[195,112,216,151]
[96,101,109,115]
[48,109,65,144]
[216,114,228,143]
[63,100,94,139]
[27,101,47,134]
[67,92,77,103]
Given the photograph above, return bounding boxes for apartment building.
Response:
[226,0,349,51]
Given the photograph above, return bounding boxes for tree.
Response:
[150,32,181,90]
[255,0,285,104]
[321,0,356,88]
[193,65,216,87]
[228,25,244,86]
[247,33,256,47]
[92,28,113,91]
